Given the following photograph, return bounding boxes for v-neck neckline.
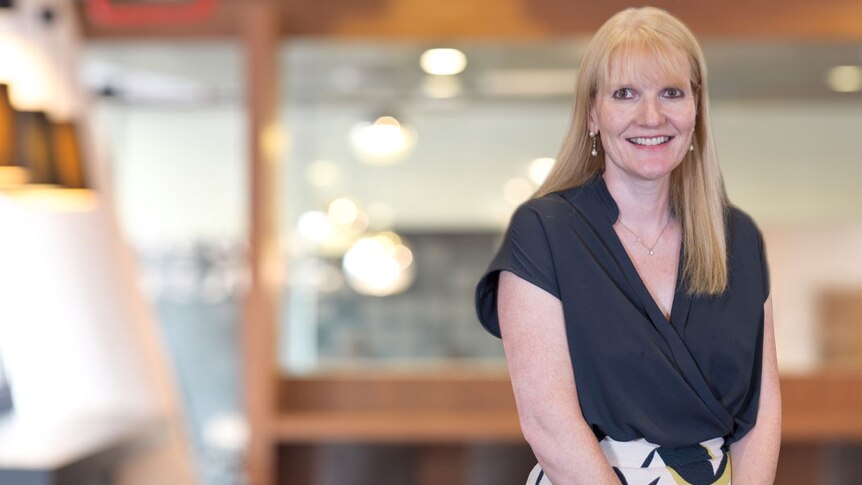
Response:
[579,174,692,331]
[610,224,683,322]
[612,227,687,326]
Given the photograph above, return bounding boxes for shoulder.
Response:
[511,189,579,225]
[518,192,574,216]
[725,205,771,302]
[726,205,769,291]
[504,197,562,248]
[726,205,764,247]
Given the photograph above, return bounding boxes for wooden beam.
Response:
[273,373,862,443]
[780,373,862,440]
[272,410,523,443]
[78,0,862,39]
[277,0,862,39]
[277,371,517,413]
[241,2,281,485]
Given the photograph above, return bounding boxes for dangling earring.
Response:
[590,132,598,156]
[689,143,694,152]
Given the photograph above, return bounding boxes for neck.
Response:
[602,171,673,231]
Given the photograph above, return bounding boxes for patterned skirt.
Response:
[526,436,731,485]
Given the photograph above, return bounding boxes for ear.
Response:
[588,105,598,134]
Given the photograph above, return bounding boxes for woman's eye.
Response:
[664,88,684,98]
[612,88,634,99]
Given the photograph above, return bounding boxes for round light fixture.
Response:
[342,231,415,297]
[327,197,359,226]
[420,48,467,76]
[348,115,417,165]
[827,65,862,93]
[297,210,334,244]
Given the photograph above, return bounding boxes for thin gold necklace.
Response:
[616,214,672,256]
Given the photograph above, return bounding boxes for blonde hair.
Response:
[535,6,728,295]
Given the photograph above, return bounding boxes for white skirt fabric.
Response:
[526,436,731,485]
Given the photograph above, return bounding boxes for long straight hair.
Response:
[535,7,728,295]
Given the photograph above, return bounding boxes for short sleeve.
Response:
[475,203,561,338]
[728,217,770,443]
[756,226,770,302]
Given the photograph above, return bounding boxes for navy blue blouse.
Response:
[475,175,769,447]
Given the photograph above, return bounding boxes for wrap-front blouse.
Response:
[475,175,769,447]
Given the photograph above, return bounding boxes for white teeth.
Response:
[629,136,670,146]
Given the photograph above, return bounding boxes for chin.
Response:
[644,154,688,176]
[636,171,673,182]
[605,155,683,182]
[629,162,678,181]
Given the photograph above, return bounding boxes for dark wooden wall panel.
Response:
[78,0,862,39]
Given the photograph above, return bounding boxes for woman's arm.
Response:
[730,295,782,483]
[498,271,619,484]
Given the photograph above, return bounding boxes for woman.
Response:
[475,7,781,485]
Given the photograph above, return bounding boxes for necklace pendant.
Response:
[649,249,655,255]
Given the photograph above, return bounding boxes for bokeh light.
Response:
[348,116,417,165]
[297,210,334,243]
[827,65,862,93]
[503,178,533,206]
[528,157,556,185]
[419,48,467,76]
[328,197,359,226]
[342,232,415,296]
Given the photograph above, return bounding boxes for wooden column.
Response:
[242,1,281,485]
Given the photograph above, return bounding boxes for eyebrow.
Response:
[605,81,689,90]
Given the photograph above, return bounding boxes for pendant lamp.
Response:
[13,109,56,186]
[51,121,88,189]
[0,84,28,186]
[4,110,94,211]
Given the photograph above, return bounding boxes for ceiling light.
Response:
[297,210,334,244]
[348,115,416,165]
[420,48,467,76]
[827,65,862,93]
[343,232,415,297]
[328,197,359,226]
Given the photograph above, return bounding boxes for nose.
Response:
[637,98,665,127]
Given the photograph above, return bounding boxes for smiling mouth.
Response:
[627,136,673,147]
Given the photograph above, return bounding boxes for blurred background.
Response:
[0,0,861,484]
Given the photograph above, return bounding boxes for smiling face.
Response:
[589,48,697,183]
